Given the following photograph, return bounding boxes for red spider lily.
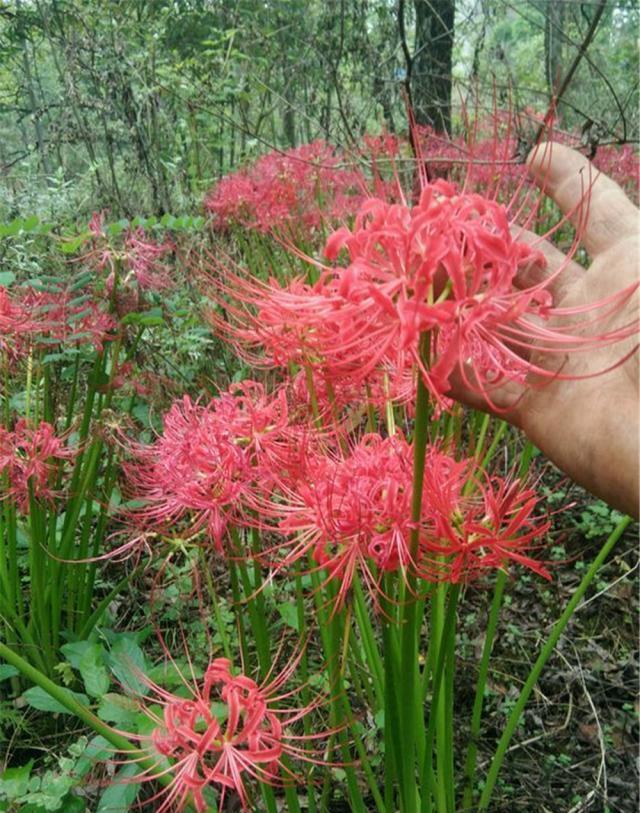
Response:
[82,214,175,294]
[258,432,422,609]
[120,227,174,291]
[0,420,76,511]
[421,461,552,583]
[204,141,367,236]
[0,287,39,360]
[211,170,638,413]
[122,384,295,550]
[114,654,334,813]
[258,432,551,606]
[18,287,117,352]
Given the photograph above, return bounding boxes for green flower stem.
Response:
[352,576,385,708]
[381,574,402,811]
[310,573,367,813]
[80,448,119,629]
[433,581,448,813]
[63,353,81,431]
[461,569,507,811]
[294,565,317,813]
[478,514,632,811]
[28,488,54,673]
[461,432,537,809]
[421,584,460,813]
[398,335,431,813]
[479,420,508,472]
[199,549,233,662]
[229,527,270,675]
[304,365,321,427]
[0,641,197,811]
[473,413,491,460]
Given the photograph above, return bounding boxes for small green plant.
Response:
[575,500,625,540]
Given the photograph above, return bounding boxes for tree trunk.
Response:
[412,0,455,132]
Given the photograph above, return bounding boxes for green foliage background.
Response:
[0,0,637,222]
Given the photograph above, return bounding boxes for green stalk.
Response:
[294,566,316,813]
[63,354,81,431]
[473,413,491,460]
[229,526,270,674]
[79,450,119,629]
[311,573,368,813]
[199,549,232,661]
[433,582,448,813]
[398,335,431,812]
[421,584,461,813]
[461,570,507,811]
[479,420,508,472]
[352,577,385,708]
[28,488,53,673]
[478,515,632,810]
[381,598,402,811]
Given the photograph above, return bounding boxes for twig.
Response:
[534,0,608,144]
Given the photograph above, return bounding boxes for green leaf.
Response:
[70,737,110,780]
[97,693,138,726]
[22,687,89,714]
[34,222,55,235]
[0,760,33,799]
[95,764,139,813]
[0,271,16,287]
[122,307,164,327]
[78,644,110,697]
[60,235,87,255]
[60,641,92,669]
[108,638,147,693]
[42,349,81,364]
[0,664,19,682]
[106,218,130,236]
[61,794,86,813]
[23,215,40,231]
[1,219,24,237]
[276,602,300,632]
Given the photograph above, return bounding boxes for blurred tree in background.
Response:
[0,0,637,220]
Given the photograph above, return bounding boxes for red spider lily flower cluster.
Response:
[122,382,295,549]
[20,287,117,352]
[417,120,640,205]
[0,284,117,360]
[85,212,175,294]
[591,143,640,204]
[268,433,417,607]
[0,420,76,511]
[123,656,330,813]
[211,181,546,403]
[0,287,38,360]
[212,172,637,411]
[258,432,550,608]
[204,141,366,236]
[421,456,551,583]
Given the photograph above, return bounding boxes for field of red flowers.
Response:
[0,122,638,813]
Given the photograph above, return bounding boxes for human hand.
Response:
[451,142,639,518]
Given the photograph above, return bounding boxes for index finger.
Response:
[527,142,639,257]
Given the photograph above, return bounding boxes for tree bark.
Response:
[411,0,455,132]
